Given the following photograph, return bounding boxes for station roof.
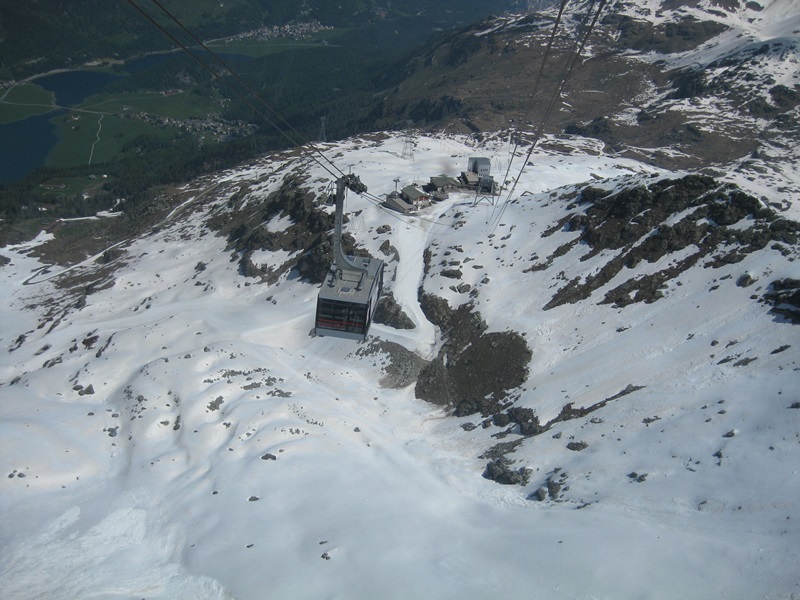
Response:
[430,174,460,188]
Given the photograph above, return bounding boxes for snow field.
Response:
[1,131,798,599]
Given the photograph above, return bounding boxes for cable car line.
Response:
[490,0,609,232]
[127,1,384,341]
[497,0,570,206]
[128,1,534,341]
[130,0,445,232]
[360,191,459,233]
[143,0,346,180]
[124,0,342,179]
[129,0,476,238]
[129,2,455,235]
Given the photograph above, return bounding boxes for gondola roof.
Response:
[318,256,384,305]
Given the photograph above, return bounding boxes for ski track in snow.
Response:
[1,131,799,600]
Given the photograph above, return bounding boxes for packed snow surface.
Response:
[1,133,798,599]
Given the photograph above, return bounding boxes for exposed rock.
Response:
[205,175,376,285]
[417,291,452,326]
[546,477,562,499]
[414,296,531,416]
[542,176,799,310]
[440,268,463,279]
[506,406,545,436]
[373,293,415,330]
[82,335,99,349]
[604,14,728,54]
[736,273,756,287]
[100,248,125,264]
[374,341,428,389]
[761,279,800,324]
[354,340,428,389]
[565,116,614,144]
[482,458,531,486]
[379,239,399,261]
[529,487,548,501]
[567,441,588,451]
[478,439,525,461]
[493,412,511,427]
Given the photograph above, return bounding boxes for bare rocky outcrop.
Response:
[761,279,800,324]
[540,175,800,310]
[207,175,374,285]
[482,458,531,486]
[414,293,531,417]
[373,6,798,172]
[355,340,427,389]
[373,293,415,330]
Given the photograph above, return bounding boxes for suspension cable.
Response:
[144,0,346,179]
[124,0,342,179]
[491,0,609,230]
[498,0,570,200]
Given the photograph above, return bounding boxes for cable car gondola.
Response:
[315,174,384,342]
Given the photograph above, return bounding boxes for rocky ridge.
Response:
[537,174,800,310]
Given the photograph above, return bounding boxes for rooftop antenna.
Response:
[393,177,401,192]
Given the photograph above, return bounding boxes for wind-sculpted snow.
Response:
[1,132,799,599]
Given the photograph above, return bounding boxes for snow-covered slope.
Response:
[1,132,799,599]
[611,0,800,209]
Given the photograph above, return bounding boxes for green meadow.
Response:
[48,113,182,168]
[79,90,221,119]
[0,83,56,123]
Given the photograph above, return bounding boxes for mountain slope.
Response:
[375,0,800,186]
[2,2,800,598]
[1,131,798,599]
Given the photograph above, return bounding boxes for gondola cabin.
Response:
[314,173,384,342]
[315,256,384,341]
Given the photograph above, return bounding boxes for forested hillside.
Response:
[0,0,523,237]
[0,0,523,80]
